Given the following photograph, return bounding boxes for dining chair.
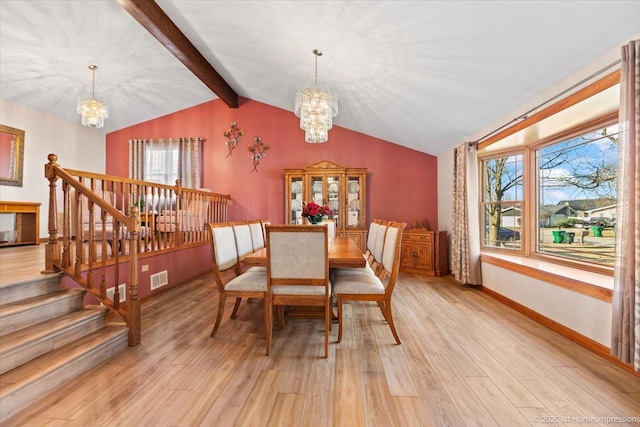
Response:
[330,219,388,280]
[332,221,406,344]
[206,223,268,353]
[231,221,264,273]
[248,219,265,251]
[265,224,331,358]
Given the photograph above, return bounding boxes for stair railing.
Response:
[43,154,231,345]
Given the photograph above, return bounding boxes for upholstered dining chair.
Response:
[265,224,331,358]
[206,223,268,353]
[332,221,406,344]
[247,219,266,251]
[330,219,388,281]
[231,221,264,273]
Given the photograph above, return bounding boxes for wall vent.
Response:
[151,270,168,290]
[106,283,126,303]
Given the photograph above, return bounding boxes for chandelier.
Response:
[77,65,109,128]
[294,49,338,143]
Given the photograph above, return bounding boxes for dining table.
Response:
[243,235,366,269]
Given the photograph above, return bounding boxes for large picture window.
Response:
[536,124,618,266]
[481,154,523,250]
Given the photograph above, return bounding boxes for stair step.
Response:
[0,273,61,304]
[0,324,129,423]
[0,305,108,375]
[0,289,86,337]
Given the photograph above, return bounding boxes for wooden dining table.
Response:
[243,235,366,268]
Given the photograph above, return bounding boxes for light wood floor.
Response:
[2,245,640,426]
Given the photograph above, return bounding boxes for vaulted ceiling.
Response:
[1,1,638,155]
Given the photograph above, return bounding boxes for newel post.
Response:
[127,206,141,345]
[42,154,61,273]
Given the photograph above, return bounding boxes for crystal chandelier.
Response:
[77,65,109,128]
[294,50,338,143]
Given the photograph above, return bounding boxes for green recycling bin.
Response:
[564,232,575,244]
[592,226,603,237]
[552,230,565,243]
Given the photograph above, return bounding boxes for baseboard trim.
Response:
[480,285,639,377]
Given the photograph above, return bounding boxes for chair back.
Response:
[231,221,254,260]
[248,220,265,251]
[378,222,407,294]
[207,223,241,281]
[365,220,381,258]
[371,220,389,269]
[265,224,329,288]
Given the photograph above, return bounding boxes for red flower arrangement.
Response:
[302,201,330,224]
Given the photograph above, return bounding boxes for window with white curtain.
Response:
[145,145,179,185]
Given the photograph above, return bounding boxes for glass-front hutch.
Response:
[284,161,367,251]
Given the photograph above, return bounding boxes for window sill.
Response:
[480,253,613,302]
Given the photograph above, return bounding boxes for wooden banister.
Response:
[44,154,231,346]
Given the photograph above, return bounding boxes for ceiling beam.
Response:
[117,0,239,108]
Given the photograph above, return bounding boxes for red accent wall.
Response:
[106,97,438,229]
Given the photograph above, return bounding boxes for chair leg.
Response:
[337,296,344,343]
[211,293,226,337]
[324,296,330,358]
[277,306,285,330]
[377,300,389,321]
[230,297,242,318]
[265,293,272,356]
[384,298,401,345]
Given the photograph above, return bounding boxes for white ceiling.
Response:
[1,1,639,155]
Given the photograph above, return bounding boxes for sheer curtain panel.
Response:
[611,39,640,372]
[451,142,482,286]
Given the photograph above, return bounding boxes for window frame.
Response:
[479,149,526,254]
[479,112,618,276]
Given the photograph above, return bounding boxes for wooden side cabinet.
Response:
[0,201,41,247]
[400,229,449,276]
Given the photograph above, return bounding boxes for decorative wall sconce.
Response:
[248,137,269,174]
[223,122,244,158]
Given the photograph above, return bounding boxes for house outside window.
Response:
[481,154,523,250]
[536,123,619,266]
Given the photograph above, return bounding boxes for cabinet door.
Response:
[308,174,341,223]
[415,241,434,271]
[286,175,304,224]
[345,174,364,229]
[400,241,415,268]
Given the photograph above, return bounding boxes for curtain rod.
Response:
[473,58,621,144]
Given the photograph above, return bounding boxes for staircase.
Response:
[0,273,129,423]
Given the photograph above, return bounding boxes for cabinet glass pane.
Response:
[347,176,361,228]
[290,177,303,224]
[327,176,340,222]
[311,177,324,204]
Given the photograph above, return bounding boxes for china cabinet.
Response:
[400,229,449,276]
[284,161,367,252]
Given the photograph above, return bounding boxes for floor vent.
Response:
[106,284,127,303]
[151,270,168,290]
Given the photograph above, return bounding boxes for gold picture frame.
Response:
[0,124,25,187]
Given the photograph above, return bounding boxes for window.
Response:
[481,154,523,250]
[145,145,179,185]
[479,120,618,269]
[536,123,618,266]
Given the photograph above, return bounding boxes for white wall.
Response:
[0,98,106,239]
[436,35,639,348]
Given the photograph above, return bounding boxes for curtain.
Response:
[451,142,482,285]
[611,39,640,372]
[129,139,146,181]
[178,137,203,189]
[128,138,202,189]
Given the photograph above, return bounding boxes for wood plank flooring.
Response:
[2,245,640,426]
